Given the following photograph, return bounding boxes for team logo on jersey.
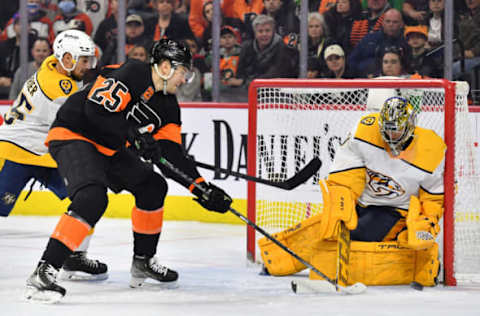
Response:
[366,168,405,197]
[361,116,376,126]
[59,80,73,94]
[2,192,16,205]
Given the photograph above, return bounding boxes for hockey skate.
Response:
[60,251,108,281]
[25,261,66,304]
[130,255,178,288]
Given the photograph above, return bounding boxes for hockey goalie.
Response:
[259,96,444,287]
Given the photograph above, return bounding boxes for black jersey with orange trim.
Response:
[46,59,202,188]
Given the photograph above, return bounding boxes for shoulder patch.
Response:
[141,86,154,102]
[361,116,376,126]
[59,79,73,94]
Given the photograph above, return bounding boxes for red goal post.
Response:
[247,78,480,286]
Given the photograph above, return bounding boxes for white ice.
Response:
[1,216,480,316]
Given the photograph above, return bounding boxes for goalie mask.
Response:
[378,96,417,156]
[150,39,194,94]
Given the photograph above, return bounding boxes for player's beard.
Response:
[71,71,84,82]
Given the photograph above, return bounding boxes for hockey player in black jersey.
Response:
[25,39,232,303]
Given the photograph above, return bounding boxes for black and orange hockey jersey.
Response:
[46,59,202,189]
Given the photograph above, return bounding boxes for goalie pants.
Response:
[41,140,168,269]
[351,204,405,242]
[0,159,67,217]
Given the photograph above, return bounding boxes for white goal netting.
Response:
[247,79,480,285]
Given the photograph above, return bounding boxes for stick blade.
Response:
[283,158,322,189]
[291,280,366,295]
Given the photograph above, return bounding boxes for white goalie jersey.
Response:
[0,55,81,167]
[329,113,446,210]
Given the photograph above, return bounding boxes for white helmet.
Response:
[53,29,97,72]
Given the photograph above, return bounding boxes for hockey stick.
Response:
[194,158,322,190]
[155,156,366,295]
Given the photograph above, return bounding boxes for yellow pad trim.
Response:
[309,241,439,286]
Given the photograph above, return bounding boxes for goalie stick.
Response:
[194,158,322,190]
[155,156,366,295]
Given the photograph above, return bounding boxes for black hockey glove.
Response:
[194,183,232,213]
[127,127,161,162]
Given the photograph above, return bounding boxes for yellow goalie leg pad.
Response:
[318,180,357,240]
[258,213,324,276]
[309,241,439,286]
[414,242,440,286]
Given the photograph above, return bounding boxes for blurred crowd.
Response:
[0,0,479,102]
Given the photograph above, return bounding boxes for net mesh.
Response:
[249,80,480,283]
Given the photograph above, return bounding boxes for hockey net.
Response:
[246,78,480,286]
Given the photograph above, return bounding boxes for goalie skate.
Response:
[25,261,66,304]
[130,255,178,288]
[60,251,108,281]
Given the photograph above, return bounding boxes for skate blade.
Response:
[24,286,64,304]
[129,276,179,289]
[291,280,366,295]
[59,270,108,281]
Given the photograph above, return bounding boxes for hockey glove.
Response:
[398,196,438,250]
[127,127,161,162]
[193,183,232,213]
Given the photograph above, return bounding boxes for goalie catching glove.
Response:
[193,182,232,213]
[398,196,442,250]
[127,125,161,162]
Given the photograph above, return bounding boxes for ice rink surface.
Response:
[1,216,480,316]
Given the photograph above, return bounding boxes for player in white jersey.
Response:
[0,29,108,281]
[259,96,445,287]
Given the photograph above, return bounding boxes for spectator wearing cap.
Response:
[404,25,442,77]
[322,44,357,78]
[9,37,51,100]
[348,8,410,77]
[1,1,55,43]
[218,26,242,83]
[228,15,298,88]
[53,0,94,36]
[100,13,152,66]
[152,0,194,42]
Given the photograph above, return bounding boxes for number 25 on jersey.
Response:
[88,76,131,112]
